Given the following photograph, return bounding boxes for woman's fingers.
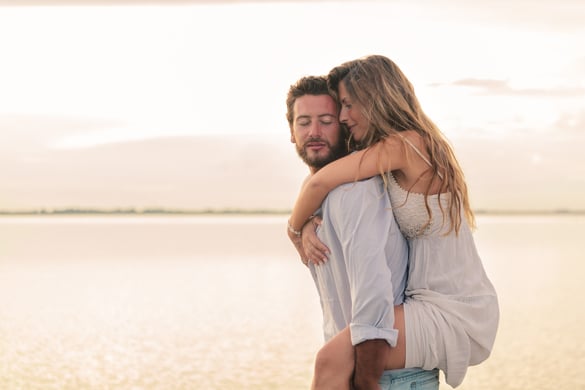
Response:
[306,237,329,264]
[300,215,330,265]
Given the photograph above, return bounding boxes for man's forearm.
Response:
[353,339,390,390]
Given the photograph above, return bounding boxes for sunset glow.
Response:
[1,0,583,211]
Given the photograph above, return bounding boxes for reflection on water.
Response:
[461,215,585,390]
[0,215,584,389]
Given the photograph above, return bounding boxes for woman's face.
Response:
[338,80,367,142]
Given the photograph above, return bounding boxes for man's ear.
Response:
[290,129,296,144]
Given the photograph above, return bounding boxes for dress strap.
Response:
[400,135,443,179]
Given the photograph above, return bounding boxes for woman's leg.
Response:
[311,305,407,390]
[311,327,354,390]
[384,304,406,370]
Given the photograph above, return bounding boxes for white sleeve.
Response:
[327,179,399,347]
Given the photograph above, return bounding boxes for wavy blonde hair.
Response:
[327,55,475,233]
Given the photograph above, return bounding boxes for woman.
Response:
[287,55,499,388]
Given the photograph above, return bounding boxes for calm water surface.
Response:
[0,215,583,389]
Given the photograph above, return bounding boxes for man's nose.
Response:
[308,122,322,137]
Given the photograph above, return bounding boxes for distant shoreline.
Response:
[0,208,584,216]
[0,208,289,216]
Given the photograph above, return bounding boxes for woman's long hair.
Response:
[327,55,475,233]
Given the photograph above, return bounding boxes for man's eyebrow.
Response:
[296,113,335,120]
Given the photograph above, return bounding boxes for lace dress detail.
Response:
[386,173,450,239]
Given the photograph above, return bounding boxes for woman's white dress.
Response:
[387,173,499,388]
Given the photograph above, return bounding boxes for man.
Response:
[285,76,439,390]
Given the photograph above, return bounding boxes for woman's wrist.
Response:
[287,220,302,238]
[288,215,318,238]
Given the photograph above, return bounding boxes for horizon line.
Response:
[0,207,584,216]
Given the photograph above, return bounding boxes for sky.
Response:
[0,0,584,212]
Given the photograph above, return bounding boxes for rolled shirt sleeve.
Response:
[324,177,402,347]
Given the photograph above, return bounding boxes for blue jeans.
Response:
[379,368,439,390]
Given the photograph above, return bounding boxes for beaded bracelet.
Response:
[287,220,302,238]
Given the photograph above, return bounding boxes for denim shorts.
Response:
[378,368,439,390]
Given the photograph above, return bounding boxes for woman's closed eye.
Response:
[341,98,352,110]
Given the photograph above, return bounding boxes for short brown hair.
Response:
[286,76,334,128]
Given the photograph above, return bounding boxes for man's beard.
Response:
[296,137,348,170]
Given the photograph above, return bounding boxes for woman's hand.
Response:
[301,216,330,265]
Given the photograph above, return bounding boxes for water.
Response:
[0,215,583,389]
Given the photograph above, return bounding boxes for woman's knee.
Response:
[312,328,354,389]
[314,345,342,373]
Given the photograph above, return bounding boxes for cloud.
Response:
[0,114,125,154]
[0,135,307,211]
[431,78,585,97]
[2,130,584,212]
[452,131,585,211]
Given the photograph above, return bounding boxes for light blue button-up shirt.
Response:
[309,175,408,347]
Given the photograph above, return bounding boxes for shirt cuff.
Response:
[350,323,399,347]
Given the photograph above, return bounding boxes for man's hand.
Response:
[352,339,390,390]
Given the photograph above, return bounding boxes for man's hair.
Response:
[286,76,334,128]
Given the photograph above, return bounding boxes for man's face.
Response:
[290,94,347,171]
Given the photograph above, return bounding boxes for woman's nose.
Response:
[339,107,348,123]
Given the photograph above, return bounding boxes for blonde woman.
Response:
[287,55,499,389]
